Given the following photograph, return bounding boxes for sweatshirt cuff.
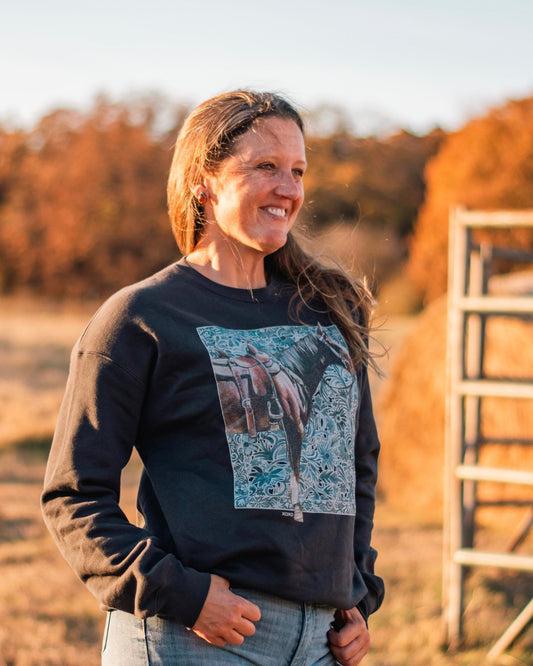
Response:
[159,568,212,628]
[355,598,369,626]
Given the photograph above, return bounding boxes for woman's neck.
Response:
[184,245,267,289]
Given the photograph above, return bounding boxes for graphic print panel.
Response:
[197,324,357,517]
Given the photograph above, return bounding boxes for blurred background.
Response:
[1,1,532,664]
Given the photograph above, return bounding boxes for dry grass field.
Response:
[0,297,531,665]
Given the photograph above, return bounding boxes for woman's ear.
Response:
[190,179,208,204]
[192,170,214,198]
[201,173,219,205]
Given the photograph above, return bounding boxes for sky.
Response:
[2,0,533,135]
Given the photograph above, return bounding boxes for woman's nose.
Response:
[274,171,301,199]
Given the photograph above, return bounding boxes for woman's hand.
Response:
[327,607,370,665]
[192,574,261,647]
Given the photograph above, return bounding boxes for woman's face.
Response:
[200,116,306,259]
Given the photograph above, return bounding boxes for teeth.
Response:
[265,207,286,217]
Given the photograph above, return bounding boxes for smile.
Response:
[264,207,287,218]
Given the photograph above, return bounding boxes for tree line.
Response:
[407,95,533,303]
[3,93,532,303]
[0,95,442,299]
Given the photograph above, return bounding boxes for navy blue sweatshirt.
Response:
[41,262,384,628]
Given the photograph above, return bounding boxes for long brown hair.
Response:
[167,90,376,370]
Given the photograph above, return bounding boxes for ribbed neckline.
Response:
[175,260,283,303]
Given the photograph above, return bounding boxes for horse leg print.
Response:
[197,325,358,521]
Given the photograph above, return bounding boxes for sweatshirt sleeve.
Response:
[40,301,211,628]
[353,366,385,621]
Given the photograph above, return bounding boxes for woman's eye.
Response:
[258,162,275,171]
[293,169,304,179]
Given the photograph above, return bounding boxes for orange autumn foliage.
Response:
[0,97,441,298]
[0,98,183,298]
[304,128,443,234]
[408,96,533,303]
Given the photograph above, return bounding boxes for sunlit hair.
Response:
[167,90,377,370]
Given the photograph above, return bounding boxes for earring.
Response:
[197,191,207,205]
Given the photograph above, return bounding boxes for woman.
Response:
[42,90,384,666]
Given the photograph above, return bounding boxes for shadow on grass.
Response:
[8,435,52,459]
[0,436,52,483]
[482,569,533,611]
[0,516,41,544]
[461,569,533,657]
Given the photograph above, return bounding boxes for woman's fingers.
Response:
[240,599,262,624]
[235,615,258,637]
[224,616,257,645]
[327,607,370,666]
[224,596,261,643]
[192,575,261,646]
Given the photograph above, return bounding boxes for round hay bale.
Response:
[377,294,533,526]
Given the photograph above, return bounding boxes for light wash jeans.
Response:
[101,587,339,665]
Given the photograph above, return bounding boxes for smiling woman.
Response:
[167,91,307,288]
[190,116,306,285]
[41,90,384,666]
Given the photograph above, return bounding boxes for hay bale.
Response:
[377,293,533,525]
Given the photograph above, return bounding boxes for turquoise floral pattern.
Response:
[197,324,357,516]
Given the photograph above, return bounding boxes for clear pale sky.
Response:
[2,0,533,134]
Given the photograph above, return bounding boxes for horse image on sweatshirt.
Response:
[197,324,357,522]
